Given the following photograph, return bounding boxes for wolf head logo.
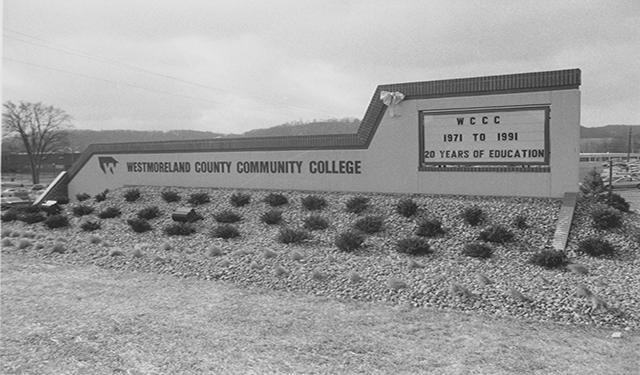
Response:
[98,156,119,174]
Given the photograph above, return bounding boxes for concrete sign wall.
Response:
[61,69,581,199]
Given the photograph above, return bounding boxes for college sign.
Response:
[420,106,549,165]
[59,69,581,199]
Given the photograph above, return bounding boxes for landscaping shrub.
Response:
[17,239,32,249]
[303,215,329,231]
[264,193,288,207]
[335,231,365,252]
[591,207,622,230]
[512,215,528,229]
[478,225,514,243]
[230,192,251,207]
[353,215,384,234]
[415,218,445,237]
[1,210,18,222]
[577,237,615,257]
[76,193,90,202]
[580,168,606,196]
[529,249,568,268]
[137,206,161,220]
[214,210,243,223]
[345,196,369,214]
[187,192,210,206]
[261,209,283,225]
[54,196,70,205]
[277,227,311,244]
[51,243,65,254]
[462,242,493,259]
[94,189,109,202]
[98,207,121,219]
[301,195,327,211]
[72,204,94,217]
[123,188,141,202]
[462,206,485,226]
[44,214,69,229]
[19,212,46,224]
[603,193,630,212]
[164,222,196,236]
[396,237,433,255]
[396,198,418,217]
[161,190,181,203]
[22,205,42,214]
[127,218,152,233]
[212,224,240,239]
[80,220,101,232]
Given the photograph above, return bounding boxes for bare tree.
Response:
[2,101,73,184]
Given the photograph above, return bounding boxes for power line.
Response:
[3,27,334,115]
[3,56,222,105]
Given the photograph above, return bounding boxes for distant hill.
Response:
[241,118,360,137]
[2,121,637,154]
[580,125,639,153]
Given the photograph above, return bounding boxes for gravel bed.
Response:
[2,186,638,330]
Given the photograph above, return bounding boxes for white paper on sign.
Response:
[380,91,405,117]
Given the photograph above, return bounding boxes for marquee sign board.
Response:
[419,106,550,166]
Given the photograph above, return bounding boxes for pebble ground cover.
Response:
[1,186,638,330]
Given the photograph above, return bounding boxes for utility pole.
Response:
[627,126,632,163]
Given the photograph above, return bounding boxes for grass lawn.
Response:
[1,253,638,375]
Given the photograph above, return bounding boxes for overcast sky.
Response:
[2,0,639,134]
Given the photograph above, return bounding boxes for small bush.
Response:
[17,239,32,249]
[478,225,514,243]
[2,238,13,247]
[301,195,327,211]
[76,193,90,201]
[396,198,418,217]
[580,168,606,196]
[214,210,242,223]
[22,205,42,214]
[94,189,109,202]
[98,207,121,219]
[123,188,141,202]
[127,218,152,233]
[462,242,493,259]
[261,209,283,225]
[277,227,311,244]
[51,243,65,254]
[462,206,485,226]
[19,213,46,224]
[161,190,181,203]
[577,237,615,257]
[72,205,94,217]
[396,237,433,255]
[187,192,210,206]
[89,235,102,244]
[512,215,528,229]
[54,196,70,205]
[164,222,196,236]
[353,215,384,234]
[415,218,445,237]
[137,206,161,220]
[591,208,622,230]
[529,249,568,268]
[303,215,329,230]
[44,215,69,229]
[1,210,18,222]
[603,193,630,212]
[80,220,101,232]
[345,196,369,214]
[212,224,240,239]
[335,231,365,252]
[264,193,288,207]
[230,192,251,207]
